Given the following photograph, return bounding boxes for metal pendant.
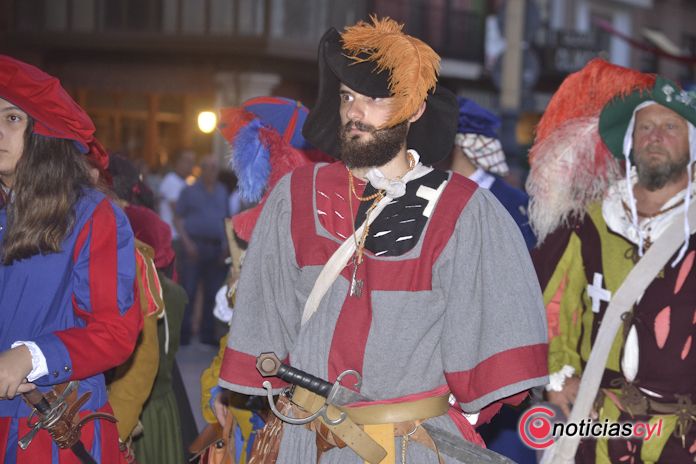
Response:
[349,258,363,297]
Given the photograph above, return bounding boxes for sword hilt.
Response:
[23,389,52,415]
[256,352,332,398]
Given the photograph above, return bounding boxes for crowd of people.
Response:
[1,13,695,464]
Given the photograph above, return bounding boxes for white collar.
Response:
[364,149,433,198]
[468,167,495,189]
[603,168,694,246]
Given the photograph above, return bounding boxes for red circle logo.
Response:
[518,406,556,449]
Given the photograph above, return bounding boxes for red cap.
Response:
[0,55,108,171]
[124,204,175,270]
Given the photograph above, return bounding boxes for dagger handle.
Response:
[276,364,333,398]
[23,389,52,415]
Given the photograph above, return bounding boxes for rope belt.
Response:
[291,387,450,464]
[602,379,696,446]
[648,396,696,446]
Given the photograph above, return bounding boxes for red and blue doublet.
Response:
[0,188,142,464]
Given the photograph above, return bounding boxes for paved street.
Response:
[176,340,220,433]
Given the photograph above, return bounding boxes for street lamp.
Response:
[197,111,217,134]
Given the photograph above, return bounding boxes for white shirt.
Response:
[602,168,694,247]
[158,172,187,239]
[468,167,495,189]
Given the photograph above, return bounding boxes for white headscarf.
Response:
[620,101,696,266]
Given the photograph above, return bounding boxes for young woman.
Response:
[0,55,142,463]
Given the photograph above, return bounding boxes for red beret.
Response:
[124,204,175,270]
[0,55,108,170]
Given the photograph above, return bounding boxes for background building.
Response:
[2,0,694,168]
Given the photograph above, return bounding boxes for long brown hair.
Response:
[2,126,94,264]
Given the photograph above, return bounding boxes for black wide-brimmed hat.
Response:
[302,19,458,165]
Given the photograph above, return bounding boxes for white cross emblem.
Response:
[416,181,448,218]
[587,273,611,314]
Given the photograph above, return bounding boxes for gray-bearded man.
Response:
[529,59,696,463]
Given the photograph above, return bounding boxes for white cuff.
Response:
[545,365,575,392]
[463,412,480,425]
[11,341,49,382]
[449,394,480,425]
[213,285,234,324]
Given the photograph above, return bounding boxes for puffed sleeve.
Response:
[435,188,548,415]
[218,174,300,395]
[532,226,586,379]
[32,198,142,385]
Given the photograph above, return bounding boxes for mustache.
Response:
[343,120,376,133]
[641,144,669,155]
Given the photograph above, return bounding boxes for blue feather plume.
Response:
[229,118,271,203]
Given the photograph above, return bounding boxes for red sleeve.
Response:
[55,199,143,379]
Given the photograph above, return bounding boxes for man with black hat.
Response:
[218,17,548,463]
[528,60,696,463]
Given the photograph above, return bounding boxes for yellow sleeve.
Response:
[135,241,165,318]
[108,314,160,440]
[108,242,163,441]
[542,232,586,376]
[201,334,229,424]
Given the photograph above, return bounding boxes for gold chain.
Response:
[346,151,416,268]
[347,181,383,265]
[349,171,383,201]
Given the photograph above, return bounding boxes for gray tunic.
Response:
[220,162,548,463]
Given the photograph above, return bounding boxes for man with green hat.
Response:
[528,59,696,463]
[217,15,548,463]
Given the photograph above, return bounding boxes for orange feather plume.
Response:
[531,58,655,162]
[340,15,440,127]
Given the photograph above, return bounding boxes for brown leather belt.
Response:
[292,386,450,424]
[290,386,450,464]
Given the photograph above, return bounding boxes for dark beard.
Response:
[338,120,409,169]
[635,147,690,191]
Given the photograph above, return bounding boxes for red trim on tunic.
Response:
[445,343,548,405]
[475,390,529,427]
[345,385,450,408]
[220,348,289,390]
[57,199,142,380]
[327,288,372,385]
[291,164,338,268]
[290,164,478,382]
